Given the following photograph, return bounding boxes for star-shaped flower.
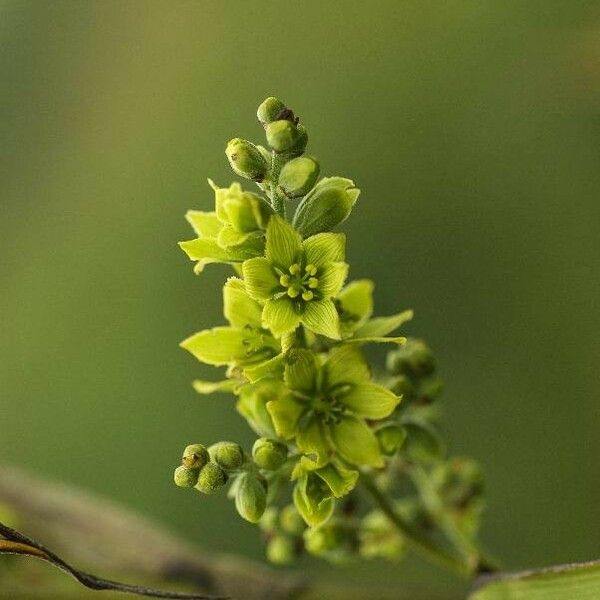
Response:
[242,216,348,339]
[266,345,401,469]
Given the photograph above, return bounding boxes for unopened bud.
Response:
[376,425,407,456]
[279,504,305,535]
[266,534,296,565]
[226,138,269,182]
[257,97,290,124]
[386,339,435,377]
[292,177,359,237]
[182,444,210,469]
[259,506,279,532]
[265,120,307,155]
[209,441,245,470]
[303,523,344,556]
[235,473,267,523]
[195,462,227,494]
[252,437,288,470]
[278,156,320,198]
[173,465,199,488]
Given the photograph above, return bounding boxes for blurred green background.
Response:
[2,0,600,597]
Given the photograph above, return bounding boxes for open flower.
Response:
[179,180,273,273]
[242,216,348,339]
[266,345,401,469]
[180,278,281,387]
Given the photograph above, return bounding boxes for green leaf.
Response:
[329,416,383,467]
[342,383,400,419]
[266,394,306,439]
[265,215,303,269]
[301,298,340,339]
[355,309,414,338]
[185,210,222,237]
[302,232,346,266]
[296,416,331,467]
[293,473,335,528]
[242,257,279,301]
[315,460,358,498]
[323,345,370,389]
[262,297,302,337]
[222,277,262,329]
[192,379,237,395]
[284,349,319,395]
[318,262,349,297]
[469,561,600,600]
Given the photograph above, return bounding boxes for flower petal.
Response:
[315,460,359,498]
[296,416,331,467]
[262,297,301,337]
[266,394,306,439]
[318,262,349,298]
[180,326,251,366]
[223,277,263,328]
[301,299,340,340]
[185,210,222,237]
[265,215,303,269]
[284,349,319,395]
[338,279,374,332]
[323,345,370,388]
[330,416,383,467]
[242,257,279,301]
[342,383,400,419]
[354,309,414,338]
[293,473,335,528]
[192,379,237,395]
[302,232,345,267]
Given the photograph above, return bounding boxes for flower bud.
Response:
[402,421,444,464]
[388,374,414,399]
[182,444,210,469]
[278,156,320,198]
[235,473,267,523]
[225,138,269,182]
[252,437,288,470]
[209,441,245,470]
[259,506,279,532]
[303,523,345,556]
[257,97,289,124]
[173,465,199,488]
[292,177,359,237]
[375,425,407,456]
[386,339,435,377]
[265,120,307,155]
[266,534,296,565]
[195,462,228,494]
[279,504,305,536]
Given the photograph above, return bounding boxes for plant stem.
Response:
[359,469,469,578]
[269,151,286,217]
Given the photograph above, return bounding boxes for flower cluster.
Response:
[173,98,487,573]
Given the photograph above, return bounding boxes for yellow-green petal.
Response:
[263,297,301,337]
[192,379,237,395]
[323,345,370,389]
[242,257,279,301]
[265,215,303,269]
[302,232,345,267]
[301,298,340,339]
[355,309,414,338]
[223,277,263,328]
[284,349,318,395]
[342,383,400,419]
[318,262,349,297]
[266,394,306,439]
[293,474,335,528]
[315,460,359,498]
[180,326,255,366]
[296,416,331,467]
[329,416,383,467]
[338,279,374,332]
[185,210,222,237]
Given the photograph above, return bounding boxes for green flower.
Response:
[179,180,273,273]
[242,216,348,339]
[181,278,281,378]
[267,345,400,469]
[336,279,413,345]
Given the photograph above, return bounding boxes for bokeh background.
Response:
[2,1,600,597]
